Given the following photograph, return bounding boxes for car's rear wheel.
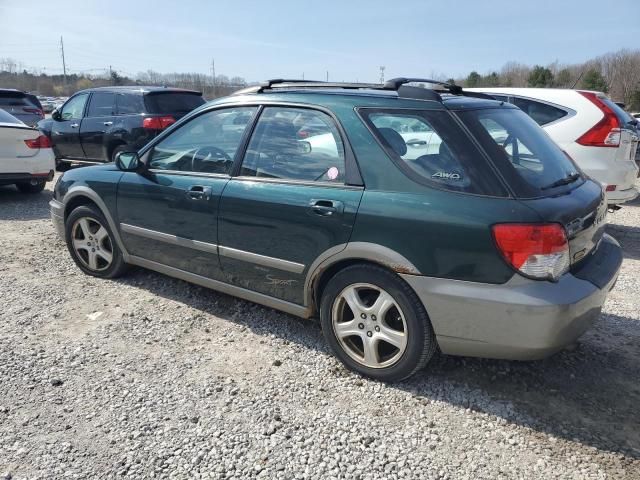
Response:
[320,264,437,382]
[16,179,46,194]
[65,205,128,278]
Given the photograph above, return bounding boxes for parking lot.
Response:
[0,176,639,479]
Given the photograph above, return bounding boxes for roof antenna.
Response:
[571,70,584,89]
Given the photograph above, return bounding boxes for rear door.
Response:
[116,106,259,280]
[218,106,364,305]
[80,92,117,161]
[50,93,89,159]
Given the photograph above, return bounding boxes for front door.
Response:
[51,93,89,159]
[218,106,363,305]
[116,106,259,281]
[80,92,117,161]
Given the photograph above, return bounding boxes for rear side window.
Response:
[144,93,205,114]
[361,109,507,196]
[511,97,567,126]
[116,93,144,115]
[87,92,115,117]
[459,108,583,198]
[240,107,346,183]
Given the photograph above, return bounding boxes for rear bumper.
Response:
[401,234,622,360]
[0,170,54,186]
[50,199,65,239]
[606,185,639,204]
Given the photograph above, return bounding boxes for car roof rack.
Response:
[231,77,497,102]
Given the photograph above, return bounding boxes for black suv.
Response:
[38,86,205,169]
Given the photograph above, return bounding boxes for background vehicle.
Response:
[0,89,45,127]
[468,88,639,205]
[0,109,54,193]
[37,86,205,169]
[49,79,622,382]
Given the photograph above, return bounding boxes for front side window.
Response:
[87,93,115,117]
[361,109,506,196]
[460,107,583,197]
[147,106,258,174]
[61,94,89,120]
[510,97,567,126]
[240,107,346,183]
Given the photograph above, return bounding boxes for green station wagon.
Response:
[50,78,622,381]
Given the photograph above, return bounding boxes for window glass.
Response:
[61,94,89,120]
[362,109,506,195]
[511,97,567,125]
[116,93,144,115]
[87,92,115,117]
[144,93,205,114]
[148,107,258,174]
[459,108,582,197]
[0,108,22,124]
[240,107,345,183]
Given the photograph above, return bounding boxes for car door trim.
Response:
[120,223,305,273]
[127,254,311,318]
[120,223,218,255]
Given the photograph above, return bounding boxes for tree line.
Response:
[454,49,640,110]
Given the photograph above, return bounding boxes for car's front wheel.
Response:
[320,264,437,382]
[65,205,128,278]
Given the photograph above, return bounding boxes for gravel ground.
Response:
[1,176,639,479]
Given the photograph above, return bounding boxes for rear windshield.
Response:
[601,97,634,127]
[459,108,583,198]
[0,92,28,107]
[144,92,205,114]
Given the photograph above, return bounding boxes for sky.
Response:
[1,0,639,83]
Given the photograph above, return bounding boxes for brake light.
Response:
[605,184,617,192]
[576,91,620,147]
[143,116,176,130]
[492,223,570,281]
[24,135,52,149]
[24,107,44,118]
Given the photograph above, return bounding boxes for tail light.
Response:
[605,184,617,192]
[297,129,310,138]
[576,91,620,147]
[24,107,44,118]
[24,135,52,149]
[143,116,175,130]
[492,223,570,281]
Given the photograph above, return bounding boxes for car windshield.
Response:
[459,107,583,198]
[144,92,205,114]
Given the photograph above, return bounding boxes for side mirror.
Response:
[51,108,61,121]
[115,151,142,171]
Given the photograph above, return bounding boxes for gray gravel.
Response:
[1,176,639,479]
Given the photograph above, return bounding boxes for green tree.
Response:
[555,68,573,87]
[580,68,608,92]
[446,78,456,85]
[484,72,500,86]
[527,65,554,87]
[466,71,481,87]
[110,70,123,86]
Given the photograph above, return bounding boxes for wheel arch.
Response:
[106,140,127,162]
[305,242,421,315]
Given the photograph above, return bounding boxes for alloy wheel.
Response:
[331,283,408,369]
[71,217,114,271]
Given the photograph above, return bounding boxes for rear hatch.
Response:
[0,91,42,125]
[459,106,607,269]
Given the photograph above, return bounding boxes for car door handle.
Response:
[103,121,113,126]
[310,199,343,217]
[186,185,212,200]
[70,123,79,128]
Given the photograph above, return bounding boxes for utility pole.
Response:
[326,71,329,82]
[379,66,385,84]
[60,36,67,89]
[211,59,216,98]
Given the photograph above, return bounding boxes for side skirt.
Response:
[127,255,312,319]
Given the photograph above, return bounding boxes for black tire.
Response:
[320,264,437,382]
[16,179,46,194]
[65,205,129,279]
[55,159,71,172]
[111,145,128,163]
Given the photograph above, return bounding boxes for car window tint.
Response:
[362,110,507,195]
[0,93,28,107]
[61,94,89,120]
[144,93,205,114]
[511,97,567,126]
[240,107,346,183]
[116,93,144,115]
[87,93,115,117]
[0,108,22,124]
[148,107,258,174]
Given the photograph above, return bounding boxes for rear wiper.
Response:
[541,172,581,190]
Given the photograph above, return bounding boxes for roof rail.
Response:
[384,77,463,94]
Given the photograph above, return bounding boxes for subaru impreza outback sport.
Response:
[49,78,622,382]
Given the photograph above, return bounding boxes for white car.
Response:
[468,88,640,205]
[0,109,55,193]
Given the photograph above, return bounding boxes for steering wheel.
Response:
[191,146,232,172]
